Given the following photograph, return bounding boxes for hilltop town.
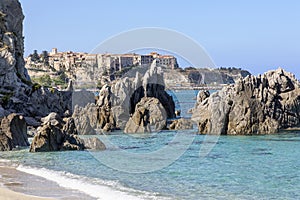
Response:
[25,48,179,88]
[25,48,251,89]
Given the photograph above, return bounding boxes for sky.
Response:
[19,0,300,78]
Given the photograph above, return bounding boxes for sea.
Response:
[0,90,299,200]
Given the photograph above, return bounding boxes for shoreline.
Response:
[0,187,53,200]
[0,165,96,200]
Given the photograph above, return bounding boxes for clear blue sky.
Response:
[19,0,300,78]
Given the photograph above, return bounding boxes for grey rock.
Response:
[191,68,300,135]
[0,0,73,120]
[82,137,106,150]
[65,79,74,92]
[0,129,13,151]
[30,113,84,152]
[124,97,167,133]
[0,113,29,151]
[72,89,95,112]
[72,104,97,135]
[25,87,72,117]
[102,61,174,130]
[169,118,194,130]
[189,90,210,114]
[24,117,41,127]
[1,113,29,146]
[0,0,29,89]
[27,126,36,138]
[63,117,78,135]
[72,61,175,133]
[41,112,63,127]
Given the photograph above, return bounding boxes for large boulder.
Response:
[169,118,194,130]
[191,68,300,135]
[0,113,29,151]
[82,137,106,150]
[1,113,29,146]
[0,129,13,151]
[30,113,84,152]
[124,97,167,133]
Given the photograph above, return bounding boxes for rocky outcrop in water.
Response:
[30,112,106,152]
[169,118,193,130]
[192,68,300,135]
[30,113,83,152]
[73,61,175,133]
[124,97,167,133]
[108,61,174,130]
[83,137,106,150]
[0,113,29,151]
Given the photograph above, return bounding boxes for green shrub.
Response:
[31,83,41,93]
[1,92,13,107]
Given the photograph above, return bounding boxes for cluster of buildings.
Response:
[25,48,179,78]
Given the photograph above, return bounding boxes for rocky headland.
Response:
[192,68,300,135]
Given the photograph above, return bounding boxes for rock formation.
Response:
[0,0,29,88]
[124,97,167,133]
[192,68,300,135]
[72,104,97,135]
[73,61,175,133]
[30,112,106,152]
[0,113,29,151]
[169,118,193,130]
[188,90,210,114]
[30,113,82,152]
[83,137,106,150]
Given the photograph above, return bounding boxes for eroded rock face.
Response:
[30,113,84,152]
[169,118,193,130]
[82,137,106,150]
[191,68,300,135]
[0,0,29,88]
[124,97,167,133]
[0,129,13,151]
[1,113,29,146]
[72,104,97,135]
[73,61,175,133]
[0,0,72,120]
[109,61,174,130]
[0,113,29,151]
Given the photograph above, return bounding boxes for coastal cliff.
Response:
[0,0,77,151]
[0,0,29,87]
[0,0,71,119]
[192,68,300,135]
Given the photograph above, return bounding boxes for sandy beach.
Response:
[0,187,53,200]
[0,166,95,200]
[0,166,53,200]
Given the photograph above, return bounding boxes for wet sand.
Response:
[0,187,53,200]
[0,166,96,200]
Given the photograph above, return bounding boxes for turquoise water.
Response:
[1,90,300,199]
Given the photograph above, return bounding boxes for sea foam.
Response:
[17,165,167,200]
